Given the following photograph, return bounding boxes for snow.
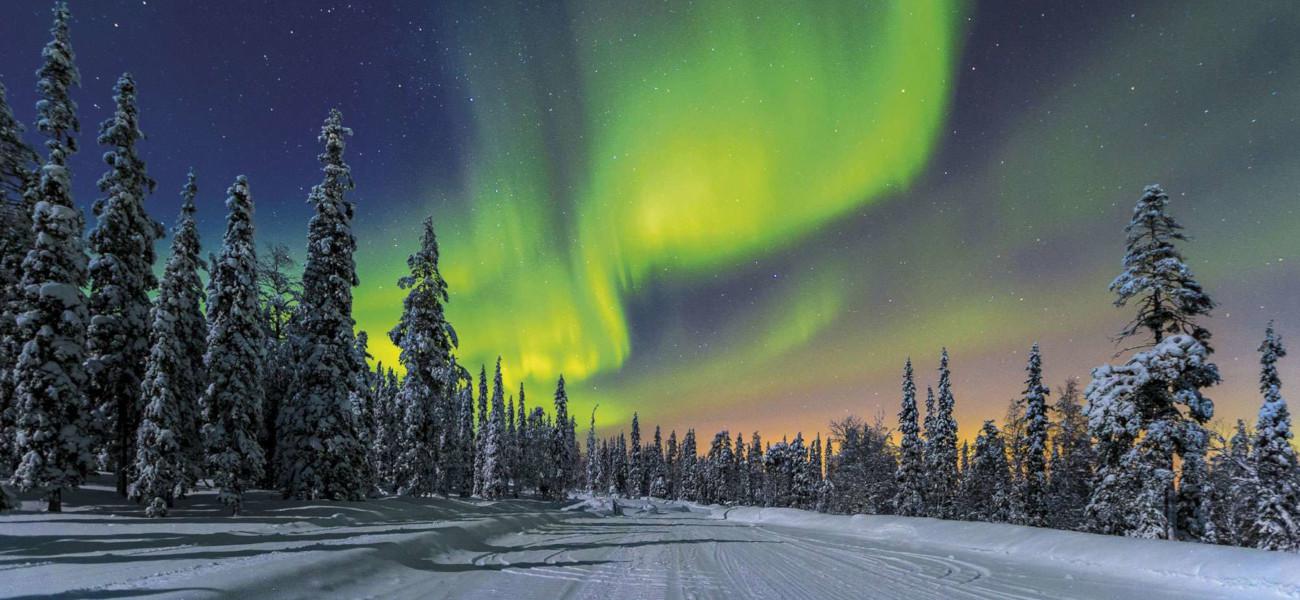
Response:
[3,478,1297,599]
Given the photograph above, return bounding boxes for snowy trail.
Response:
[2,485,1297,599]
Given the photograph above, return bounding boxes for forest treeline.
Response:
[0,4,1296,556]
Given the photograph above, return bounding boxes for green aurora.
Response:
[356,0,964,426]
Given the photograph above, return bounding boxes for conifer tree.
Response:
[10,2,95,513]
[0,83,40,478]
[1045,378,1093,530]
[1250,323,1300,551]
[666,430,680,499]
[894,358,925,516]
[628,413,643,497]
[86,73,164,495]
[1086,184,1219,539]
[514,384,529,492]
[650,426,668,498]
[1109,185,1214,346]
[747,432,764,505]
[731,431,745,501]
[1020,344,1049,526]
[454,377,476,496]
[679,429,698,501]
[129,172,206,516]
[479,358,508,498]
[277,110,367,500]
[370,365,401,491]
[585,405,599,493]
[1177,422,1216,542]
[966,420,1013,523]
[539,375,574,498]
[202,176,265,515]
[473,366,487,495]
[926,350,960,518]
[1210,420,1256,546]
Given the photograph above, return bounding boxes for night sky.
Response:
[2,1,1297,441]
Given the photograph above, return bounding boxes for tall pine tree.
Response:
[927,349,959,518]
[278,110,367,500]
[894,358,925,516]
[387,217,457,496]
[202,176,265,515]
[1250,323,1300,551]
[86,73,164,495]
[10,2,95,513]
[479,358,508,498]
[0,81,40,481]
[1020,343,1049,526]
[128,171,207,516]
[1086,184,1218,539]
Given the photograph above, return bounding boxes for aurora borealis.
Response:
[1,1,1297,440]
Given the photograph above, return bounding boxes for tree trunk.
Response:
[117,393,130,497]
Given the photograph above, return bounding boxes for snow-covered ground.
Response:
[2,478,1298,599]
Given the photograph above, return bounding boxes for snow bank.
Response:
[718,506,1300,598]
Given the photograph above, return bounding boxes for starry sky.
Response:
[2,1,1297,441]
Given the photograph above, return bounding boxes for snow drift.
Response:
[717,505,1300,598]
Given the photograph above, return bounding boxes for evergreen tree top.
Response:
[36,2,80,155]
[96,74,154,192]
[1109,184,1214,346]
[1259,321,1286,395]
[1023,343,1049,401]
[181,168,198,213]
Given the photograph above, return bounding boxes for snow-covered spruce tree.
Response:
[86,73,164,496]
[128,171,208,516]
[0,81,41,480]
[473,366,487,495]
[731,431,746,502]
[926,350,960,518]
[1209,420,1256,547]
[1250,323,1300,551]
[1019,344,1050,526]
[504,394,516,495]
[514,384,529,491]
[1177,421,1216,543]
[478,358,508,498]
[1044,378,1093,530]
[202,176,266,515]
[746,432,763,505]
[894,358,925,516]
[679,429,698,501]
[705,430,734,504]
[368,365,398,491]
[386,217,457,495]
[452,376,476,496]
[395,372,435,495]
[1086,184,1219,540]
[277,110,367,501]
[650,426,668,498]
[791,433,815,509]
[10,2,96,513]
[352,332,378,486]
[542,375,574,499]
[965,420,1013,523]
[585,405,599,494]
[628,413,643,497]
[665,430,679,499]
